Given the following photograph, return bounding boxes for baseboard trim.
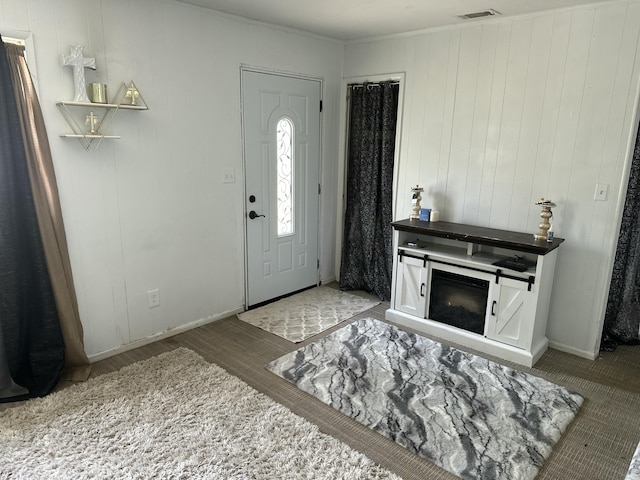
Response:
[548,340,598,360]
[320,275,337,285]
[88,307,244,363]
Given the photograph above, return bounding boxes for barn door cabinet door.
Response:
[485,277,536,349]
[394,253,428,318]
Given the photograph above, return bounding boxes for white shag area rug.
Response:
[237,286,380,342]
[0,348,400,480]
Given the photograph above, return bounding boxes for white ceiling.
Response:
[177,0,621,41]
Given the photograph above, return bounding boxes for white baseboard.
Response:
[548,340,598,360]
[320,275,337,285]
[88,306,244,363]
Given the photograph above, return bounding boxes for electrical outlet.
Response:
[223,168,235,184]
[147,289,160,308]
[594,183,609,201]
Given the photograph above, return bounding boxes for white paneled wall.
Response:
[0,0,343,358]
[3,0,640,362]
[343,1,640,358]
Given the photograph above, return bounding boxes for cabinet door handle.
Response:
[420,283,426,297]
[491,300,497,316]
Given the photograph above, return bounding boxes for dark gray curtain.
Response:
[339,81,399,301]
[0,36,64,400]
[601,120,640,351]
[5,43,90,382]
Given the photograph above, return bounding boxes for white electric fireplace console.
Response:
[386,219,564,367]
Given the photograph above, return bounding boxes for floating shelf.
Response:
[61,134,121,139]
[57,81,148,151]
[57,101,147,110]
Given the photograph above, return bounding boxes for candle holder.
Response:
[85,111,100,135]
[410,185,424,220]
[89,83,108,104]
[534,198,556,240]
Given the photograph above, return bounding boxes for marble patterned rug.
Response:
[627,442,640,479]
[237,286,379,342]
[267,317,584,480]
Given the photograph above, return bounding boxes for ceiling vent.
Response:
[458,9,501,20]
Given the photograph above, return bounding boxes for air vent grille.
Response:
[458,9,501,20]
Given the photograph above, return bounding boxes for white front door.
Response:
[242,70,321,307]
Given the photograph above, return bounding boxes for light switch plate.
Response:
[223,168,235,184]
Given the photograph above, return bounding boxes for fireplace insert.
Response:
[428,268,489,335]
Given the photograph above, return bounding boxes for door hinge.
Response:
[317,259,320,269]
[319,100,323,112]
[318,183,321,195]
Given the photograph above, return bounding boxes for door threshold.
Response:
[247,284,317,310]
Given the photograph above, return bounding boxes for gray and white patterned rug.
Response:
[627,442,640,480]
[267,317,584,480]
[237,286,379,342]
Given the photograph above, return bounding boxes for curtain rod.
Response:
[1,37,25,46]
[348,81,400,89]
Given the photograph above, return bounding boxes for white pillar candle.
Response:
[430,210,440,222]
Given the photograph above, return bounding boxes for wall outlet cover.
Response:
[147,289,160,308]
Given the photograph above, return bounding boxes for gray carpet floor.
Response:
[5,285,640,479]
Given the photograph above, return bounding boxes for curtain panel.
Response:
[0,38,64,399]
[339,82,399,300]
[0,37,90,401]
[4,43,90,381]
[601,120,640,351]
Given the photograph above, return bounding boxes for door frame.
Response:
[335,72,406,280]
[239,65,324,309]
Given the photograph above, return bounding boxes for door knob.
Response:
[249,210,265,219]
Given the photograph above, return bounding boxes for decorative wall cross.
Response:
[62,45,96,103]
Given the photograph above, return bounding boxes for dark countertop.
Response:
[392,218,564,255]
